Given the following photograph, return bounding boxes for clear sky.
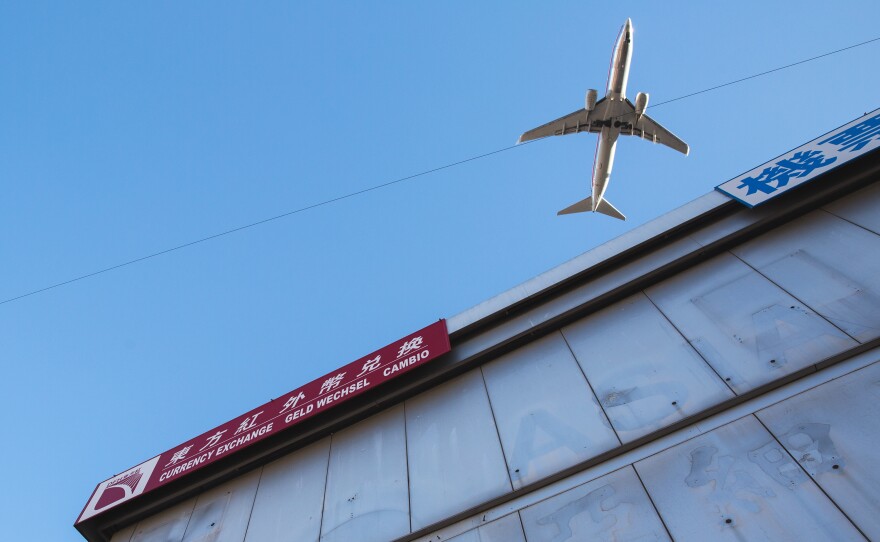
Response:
[1,2,878,540]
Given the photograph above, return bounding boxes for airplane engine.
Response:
[635,92,649,118]
[585,89,598,111]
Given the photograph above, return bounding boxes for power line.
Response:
[649,35,880,109]
[0,142,529,306]
[3,34,878,306]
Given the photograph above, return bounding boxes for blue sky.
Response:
[1,2,878,540]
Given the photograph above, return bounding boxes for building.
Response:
[76,110,880,541]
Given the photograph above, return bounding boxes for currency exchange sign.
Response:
[77,320,451,523]
[716,108,880,207]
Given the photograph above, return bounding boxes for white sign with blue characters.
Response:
[717,108,880,207]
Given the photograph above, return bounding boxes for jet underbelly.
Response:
[591,129,619,207]
[515,18,687,221]
[606,20,633,98]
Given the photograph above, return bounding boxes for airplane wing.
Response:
[517,98,610,143]
[618,99,689,155]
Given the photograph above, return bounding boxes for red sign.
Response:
[78,320,450,523]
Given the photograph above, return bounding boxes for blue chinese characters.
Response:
[737,151,836,196]
[717,109,880,207]
[818,113,880,152]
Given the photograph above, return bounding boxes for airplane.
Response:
[517,18,689,220]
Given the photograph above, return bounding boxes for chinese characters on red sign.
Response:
[78,320,450,523]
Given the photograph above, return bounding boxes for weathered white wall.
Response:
[110,183,880,542]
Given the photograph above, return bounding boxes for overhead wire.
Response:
[0,143,531,306]
[648,35,880,109]
[3,34,879,306]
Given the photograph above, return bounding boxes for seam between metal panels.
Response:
[402,401,413,535]
[631,464,675,541]
[727,250,861,345]
[819,206,880,237]
[642,288,740,396]
[116,524,135,542]
[392,339,880,542]
[514,511,527,542]
[558,329,623,447]
[477,366,516,493]
[239,466,264,542]
[751,415,871,541]
[176,500,198,542]
[317,437,333,542]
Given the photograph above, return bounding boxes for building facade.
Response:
[77,115,880,542]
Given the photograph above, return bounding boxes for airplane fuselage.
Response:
[591,19,632,211]
[516,18,689,220]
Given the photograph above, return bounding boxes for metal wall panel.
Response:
[446,513,526,542]
[405,370,512,531]
[481,332,619,489]
[823,182,880,235]
[519,466,670,542]
[447,237,706,368]
[757,360,880,540]
[320,405,410,542]
[243,438,331,542]
[562,292,734,443]
[129,498,196,542]
[646,252,855,393]
[635,415,865,541]
[109,524,136,542]
[181,468,260,542]
[732,211,880,342]
[446,191,728,334]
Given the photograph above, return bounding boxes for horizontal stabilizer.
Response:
[557,197,593,215]
[596,198,625,220]
[557,196,626,220]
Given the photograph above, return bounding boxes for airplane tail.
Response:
[557,197,626,220]
[557,197,593,215]
[596,198,626,220]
